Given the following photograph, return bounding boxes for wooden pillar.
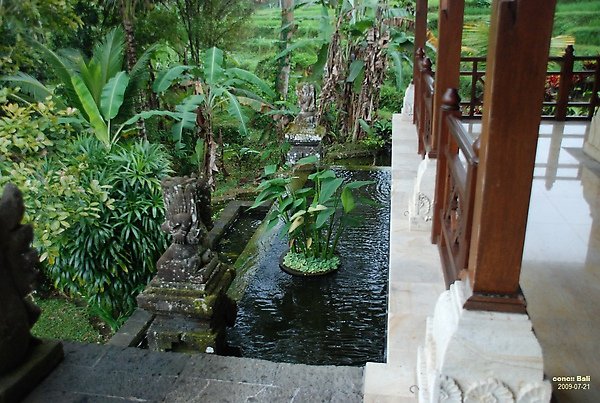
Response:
[430,0,464,242]
[465,0,557,313]
[413,0,429,82]
[415,48,425,133]
[430,0,464,158]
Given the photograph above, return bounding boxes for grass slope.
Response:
[31,297,105,344]
[427,0,600,55]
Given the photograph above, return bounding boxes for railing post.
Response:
[555,45,574,121]
[589,55,600,118]
[432,88,460,244]
[419,56,433,157]
[469,60,478,117]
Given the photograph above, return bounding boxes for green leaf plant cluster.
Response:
[0,95,172,327]
[2,27,155,147]
[251,155,374,273]
[151,46,275,186]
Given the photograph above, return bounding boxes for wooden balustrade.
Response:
[414,46,599,127]
[432,88,479,286]
[547,46,600,120]
[459,56,486,117]
[457,46,599,120]
[414,48,435,157]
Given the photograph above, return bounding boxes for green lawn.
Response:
[31,297,106,344]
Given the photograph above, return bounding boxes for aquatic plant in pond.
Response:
[251,155,374,274]
[227,167,390,365]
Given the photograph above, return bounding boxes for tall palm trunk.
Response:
[317,10,346,131]
[120,0,148,139]
[276,0,294,100]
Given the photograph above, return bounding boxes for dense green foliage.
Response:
[173,0,254,63]
[0,0,84,75]
[426,0,600,56]
[48,138,171,326]
[3,27,156,146]
[0,96,171,326]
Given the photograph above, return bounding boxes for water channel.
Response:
[224,166,391,366]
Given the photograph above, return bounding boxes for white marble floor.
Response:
[464,120,600,403]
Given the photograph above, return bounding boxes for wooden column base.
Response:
[464,291,527,314]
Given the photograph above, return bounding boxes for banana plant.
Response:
[1,27,155,147]
[153,46,275,188]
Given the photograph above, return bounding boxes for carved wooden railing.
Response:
[414,47,599,143]
[414,48,435,157]
[432,89,479,286]
[458,46,600,120]
[459,56,486,117]
[547,45,600,120]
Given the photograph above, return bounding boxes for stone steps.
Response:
[24,342,364,403]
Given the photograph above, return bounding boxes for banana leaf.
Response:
[101,71,130,121]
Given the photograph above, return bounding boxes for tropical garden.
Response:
[0,0,598,341]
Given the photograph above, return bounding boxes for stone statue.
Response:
[137,175,236,353]
[155,175,214,283]
[294,83,317,129]
[0,184,41,374]
[160,175,213,246]
[297,83,316,114]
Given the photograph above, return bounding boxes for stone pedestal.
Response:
[136,176,236,354]
[285,83,324,164]
[583,107,600,163]
[417,281,551,403]
[0,340,63,403]
[137,251,236,353]
[409,156,436,231]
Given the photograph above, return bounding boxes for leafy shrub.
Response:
[252,155,374,272]
[48,138,172,325]
[378,83,404,113]
[0,99,172,326]
[0,99,73,159]
[0,100,108,268]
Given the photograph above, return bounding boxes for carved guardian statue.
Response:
[137,175,236,353]
[0,184,41,374]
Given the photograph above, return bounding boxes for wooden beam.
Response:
[430,0,465,157]
[466,0,557,312]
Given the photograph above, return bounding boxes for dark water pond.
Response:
[217,215,264,265]
[226,168,390,366]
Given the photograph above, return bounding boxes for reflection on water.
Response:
[226,168,390,366]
